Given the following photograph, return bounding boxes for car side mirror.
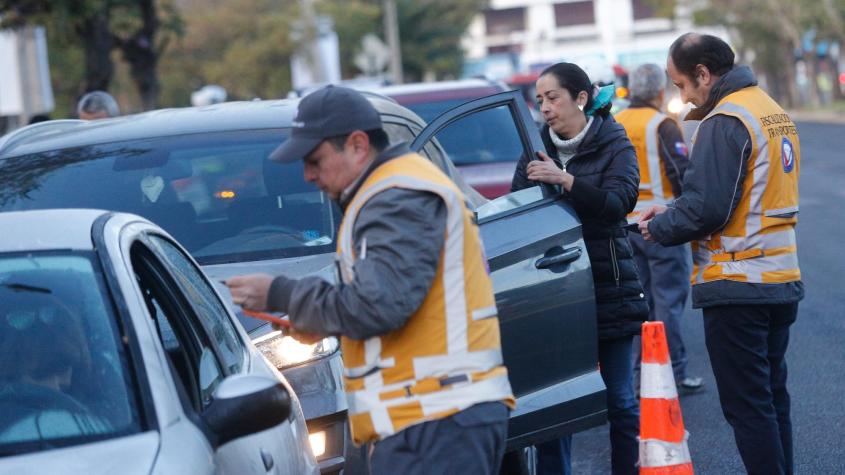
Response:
[203,374,291,446]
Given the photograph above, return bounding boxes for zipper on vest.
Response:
[609,238,621,287]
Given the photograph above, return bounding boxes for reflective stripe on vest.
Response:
[689,87,801,285]
[336,153,514,444]
[616,108,675,216]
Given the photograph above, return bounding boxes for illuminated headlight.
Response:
[667,97,685,115]
[308,430,327,458]
[253,330,339,370]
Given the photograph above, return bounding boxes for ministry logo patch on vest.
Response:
[781,137,795,173]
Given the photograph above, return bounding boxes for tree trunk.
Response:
[77,14,115,95]
[803,52,822,108]
[781,46,800,109]
[831,56,845,102]
[120,0,160,110]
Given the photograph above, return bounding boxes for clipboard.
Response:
[241,308,292,328]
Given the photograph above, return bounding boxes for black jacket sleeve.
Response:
[566,141,640,222]
[649,115,751,246]
[511,153,534,192]
[267,188,447,340]
[656,119,689,196]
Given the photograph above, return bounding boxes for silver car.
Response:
[0,209,318,474]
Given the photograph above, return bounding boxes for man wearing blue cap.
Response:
[226,86,514,474]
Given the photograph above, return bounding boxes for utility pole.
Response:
[382,0,403,84]
[298,0,328,83]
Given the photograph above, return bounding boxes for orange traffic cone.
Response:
[639,321,694,474]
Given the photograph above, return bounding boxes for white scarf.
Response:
[548,116,593,168]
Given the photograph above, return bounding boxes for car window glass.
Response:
[0,130,340,265]
[382,122,416,144]
[0,252,141,455]
[132,243,224,411]
[147,235,244,374]
[420,104,525,166]
[476,186,545,221]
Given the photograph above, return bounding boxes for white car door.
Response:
[128,230,315,474]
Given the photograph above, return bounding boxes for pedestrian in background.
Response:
[639,33,802,475]
[77,91,120,120]
[615,63,702,394]
[226,86,515,475]
[512,62,648,475]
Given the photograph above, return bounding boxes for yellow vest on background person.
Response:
[616,107,678,219]
[336,152,515,445]
[690,86,801,286]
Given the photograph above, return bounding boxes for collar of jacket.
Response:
[541,114,627,164]
[337,141,412,211]
[685,65,758,121]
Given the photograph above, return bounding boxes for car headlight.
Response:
[253,330,339,370]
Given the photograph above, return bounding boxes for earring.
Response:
[578,104,584,111]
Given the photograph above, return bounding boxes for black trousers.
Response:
[703,303,798,475]
[369,401,509,475]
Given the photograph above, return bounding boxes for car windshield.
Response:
[0,130,339,265]
[0,252,142,455]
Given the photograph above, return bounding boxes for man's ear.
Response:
[346,130,371,162]
[695,64,713,86]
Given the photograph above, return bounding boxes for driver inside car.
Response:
[0,289,102,440]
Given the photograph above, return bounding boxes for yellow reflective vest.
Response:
[615,107,677,217]
[337,152,515,445]
[690,86,801,285]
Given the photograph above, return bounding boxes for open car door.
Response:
[411,91,607,449]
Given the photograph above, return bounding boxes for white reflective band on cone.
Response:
[640,362,679,399]
[639,432,692,467]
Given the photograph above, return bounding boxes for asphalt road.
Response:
[571,121,845,474]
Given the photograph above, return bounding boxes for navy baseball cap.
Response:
[270,85,382,163]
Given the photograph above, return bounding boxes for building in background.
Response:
[0,26,54,134]
[462,0,726,82]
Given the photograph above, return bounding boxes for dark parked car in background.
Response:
[0,91,606,471]
[370,78,523,199]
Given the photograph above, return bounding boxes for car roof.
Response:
[0,96,415,159]
[368,78,506,96]
[0,209,109,253]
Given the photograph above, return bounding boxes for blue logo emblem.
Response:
[781,137,795,173]
[674,141,689,157]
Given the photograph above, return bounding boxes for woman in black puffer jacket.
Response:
[512,62,648,475]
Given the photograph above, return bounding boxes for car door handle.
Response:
[260,448,274,471]
[535,247,582,269]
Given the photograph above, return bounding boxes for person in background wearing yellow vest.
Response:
[225,85,515,474]
[616,63,703,394]
[639,33,802,475]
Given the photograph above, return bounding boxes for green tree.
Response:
[319,0,487,82]
[158,0,298,105]
[692,0,845,108]
[0,0,182,111]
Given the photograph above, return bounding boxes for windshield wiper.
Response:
[0,282,52,294]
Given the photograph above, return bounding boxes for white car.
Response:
[0,209,318,474]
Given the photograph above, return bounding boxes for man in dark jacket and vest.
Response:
[616,63,702,393]
[225,86,514,474]
[639,33,802,475]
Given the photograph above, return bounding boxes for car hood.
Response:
[203,253,337,334]
[0,432,159,475]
